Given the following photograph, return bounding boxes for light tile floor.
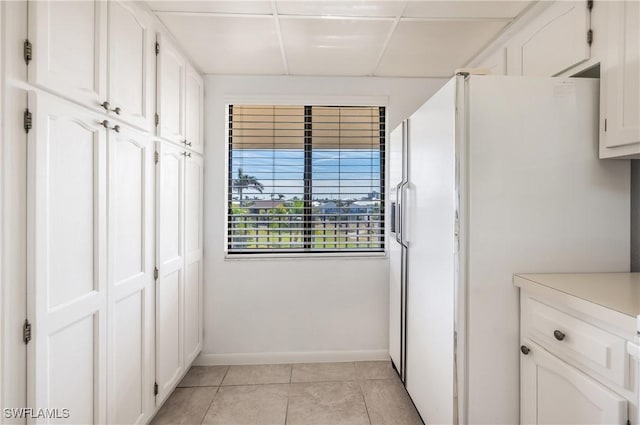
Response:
[150,361,423,425]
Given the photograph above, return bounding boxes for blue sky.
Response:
[231,149,382,200]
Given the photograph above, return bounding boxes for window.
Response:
[227,104,385,254]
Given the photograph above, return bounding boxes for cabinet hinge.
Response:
[604,118,607,132]
[587,29,593,46]
[23,319,31,344]
[155,42,160,56]
[154,267,159,280]
[155,113,159,127]
[154,382,159,396]
[627,420,631,425]
[154,151,159,164]
[23,39,32,65]
[587,0,593,11]
[24,109,33,133]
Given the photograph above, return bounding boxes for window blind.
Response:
[227,104,385,253]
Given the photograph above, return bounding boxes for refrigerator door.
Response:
[388,122,406,377]
[405,78,457,425]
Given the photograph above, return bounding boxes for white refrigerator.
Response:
[388,75,630,425]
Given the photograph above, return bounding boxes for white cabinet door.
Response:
[27,92,108,425]
[107,125,154,425]
[107,0,155,132]
[155,142,185,404]
[157,34,186,144]
[519,1,590,76]
[28,0,107,110]
[521,341,627,425]
[184,153,204,366]
[185,63,204,154]
[600,0,640,157]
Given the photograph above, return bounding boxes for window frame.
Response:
[223,95,389,258]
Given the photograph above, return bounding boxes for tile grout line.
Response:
[358,379,374,425]
[284,364,293,425]
[198,365,229,425]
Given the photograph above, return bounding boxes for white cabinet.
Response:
[518,1,591,76]
[185,63,204,154]
[28,0,107,109]
[156,33,186,145]
[107,0,156,131]
[157,35,204,153]
[521,340,628,425]
[28,0,154,130]
[155,142,203,404]
[107,124,155,425]
[600,0,640,158]
[27,92,108,425]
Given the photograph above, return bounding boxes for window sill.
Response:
[224,251,387,261]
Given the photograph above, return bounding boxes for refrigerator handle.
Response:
[395,182,403,244]
[399,181,409,248]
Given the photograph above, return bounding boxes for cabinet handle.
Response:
[182,140,192,147]
[520,345,530,355]
[182,151,191,158]
[553,330,566,341]
[100,120,120,133]
[101,101,121,115]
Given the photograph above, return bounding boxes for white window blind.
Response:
[227,104,385,253]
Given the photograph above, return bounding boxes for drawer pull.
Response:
[520,345,530,355]
[553,330,566,341]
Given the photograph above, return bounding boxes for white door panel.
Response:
[108,0,154,131]
[27,92,108,425]
[157,34,185,144]
[155,142,185,404]
[184,63,204,154]
[28,0,107,110]
[107,125,154,424]
[184,154,203,364]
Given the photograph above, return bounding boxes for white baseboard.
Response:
[193,349,390,366]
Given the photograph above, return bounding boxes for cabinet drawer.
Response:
[523,297,629,389]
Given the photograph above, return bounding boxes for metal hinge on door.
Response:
[23,39,32,65]
[155,113,159,127]
[154,267,159,280]
[154,151,159,164]
[154,382,159,396]
[587,29,593,46]
[587,0,593,11]
[23,319,31,344]
[24,109,33,133]
[155,42,160,56]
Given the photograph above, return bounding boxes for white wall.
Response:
[200,75,445,364]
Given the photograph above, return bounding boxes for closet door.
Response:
[28,0,107,110]
[107,125,154,424]
[156,33,186,144]
[27,92,107,425]
[107,0,155,131]
[184,153,204,365]
[155,142,185,404]
[184,63,204,154]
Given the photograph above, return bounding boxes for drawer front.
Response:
[523,297,629,389]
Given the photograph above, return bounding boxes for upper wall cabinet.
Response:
[28,0,155,131]
[156,33,186,145]
[185,63,204,155]
[107,1,156,131]
[28,0,107,110]
[157,35,204,154]
[518,1,591,76]
[600,0,640,159]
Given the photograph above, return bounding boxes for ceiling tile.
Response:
[276,1,404,18]
[157,15,285,75]
[375,20,508,77]
[147,1,273,15]
[402,1,532,19]
[280,18,393,76]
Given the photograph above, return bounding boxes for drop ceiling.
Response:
[148,1,533,77]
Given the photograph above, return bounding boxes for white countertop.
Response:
[514,273,640,318]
